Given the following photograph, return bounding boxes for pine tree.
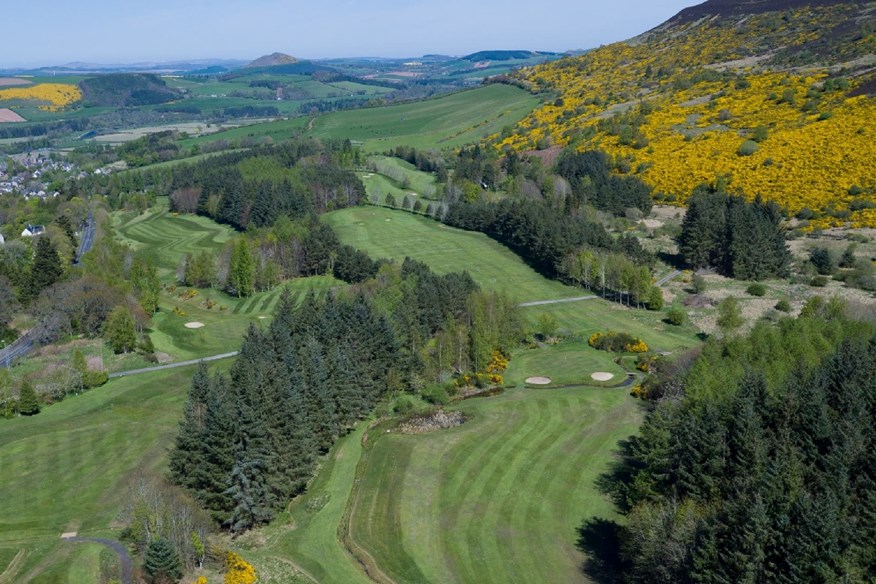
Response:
[26,236,63,300]
[196,376,236,523]
[229,238,255,297]
[17,380,40,415]
[169,362,211,489]
[143,537,182,583]
[226,401,275,534]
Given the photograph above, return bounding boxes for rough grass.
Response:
[309,84,539,152]
[523,300,700,354]
[0,362,230,582]
[347,387,643,584]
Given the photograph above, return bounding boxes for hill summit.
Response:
[498,0,876,228]
[245,52,298,68]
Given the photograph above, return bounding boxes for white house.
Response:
[21,224,45,237]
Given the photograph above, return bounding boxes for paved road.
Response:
[655,269,682,287]
[63,537,132,584]
[0,330,37,368]
[518,295,597,307]
[74,212,95,264]
[109,351,239,378]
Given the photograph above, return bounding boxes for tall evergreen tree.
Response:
[229,238,255,297]
[26,236,63,300]
[143,537,182,584]
[17,380,40,416]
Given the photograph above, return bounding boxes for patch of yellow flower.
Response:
[0,83,81,111]
[496,5,876,226]
[224,552,257,584]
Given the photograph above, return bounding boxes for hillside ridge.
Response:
[245,52,298,68]
[499,0,876,228]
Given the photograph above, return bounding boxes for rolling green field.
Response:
[177,117,310,149]
[185,84,539,152]
[0,362,228,583]
[325,206,580,303]
[347,387,643,584]
[359,155,440,206]
[309,84,539,151]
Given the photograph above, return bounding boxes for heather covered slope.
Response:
[498,0,876,227]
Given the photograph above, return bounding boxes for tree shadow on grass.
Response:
[576,517,626,584]
[594,437,638,513]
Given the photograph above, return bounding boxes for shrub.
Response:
[746,283,767,296]
[691,274,707,294]
[225,552,256,584]
[737,140,759,156]
[775,299,791,312]
[810,275,829,287]
[666,305,686,326]
[646,286,665,310]
[809,247,835,275]
[394,395,417,415]
[589,331,649,353]
[421,384,450,405]
[82,370,109,389]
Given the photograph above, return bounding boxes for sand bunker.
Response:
[591,372,614,381]
[525,376,552,385]
[184,322,205,329]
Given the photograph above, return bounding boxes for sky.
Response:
[4,0,699,68]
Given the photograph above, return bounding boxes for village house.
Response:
[21,224,45,237]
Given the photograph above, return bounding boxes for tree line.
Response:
[588,304,876,582]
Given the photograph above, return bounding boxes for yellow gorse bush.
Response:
[0,83,82,111]
[496,6,876,227]
[224,551,257,584]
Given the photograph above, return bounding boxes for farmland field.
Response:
[346,386,643,584]
[187,84,539,151]
[309,84,539,151]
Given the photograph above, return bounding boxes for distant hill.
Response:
[499,0,876,228]
[79,73,181,106]
[245,52,298,68]
[462,50,558,61]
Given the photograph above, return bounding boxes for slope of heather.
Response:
[499,0,876,228]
